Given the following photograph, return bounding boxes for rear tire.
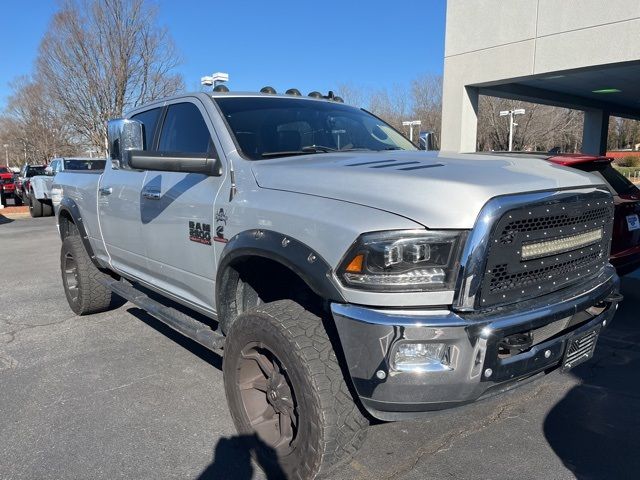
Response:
[14,194,22,206]
[42,200,53,217]
[60,235,118,315]
[223,300,368,480]
[29,193,42,217]
[0,192,5,207]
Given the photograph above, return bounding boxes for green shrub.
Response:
[614,166,640,180]
[614,155,640,167]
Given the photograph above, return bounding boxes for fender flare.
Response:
[58,197,105,269]
[216,229,346,327]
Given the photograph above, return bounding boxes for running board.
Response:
[99,277,225,350]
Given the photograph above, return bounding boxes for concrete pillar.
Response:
[441,78,479,153]
[582,109,609,155]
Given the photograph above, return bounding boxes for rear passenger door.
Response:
[139,99,227,312]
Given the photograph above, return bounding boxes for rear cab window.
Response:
[576,162,640,196]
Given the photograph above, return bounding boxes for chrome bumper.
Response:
[331,265,621,421]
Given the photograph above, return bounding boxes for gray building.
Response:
[441,0,640,154]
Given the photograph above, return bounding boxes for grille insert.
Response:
[499,207,610,244]
[479,194,614,308]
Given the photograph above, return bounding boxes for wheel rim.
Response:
[237,343,298,456]
[63,252,80,302]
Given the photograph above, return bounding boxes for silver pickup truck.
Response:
[53,90,622,479]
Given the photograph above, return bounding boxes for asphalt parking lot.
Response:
[1,215,639,480]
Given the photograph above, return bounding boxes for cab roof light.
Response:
[260,86,277,94]
[285,88,301,96]
[213,84,229,92]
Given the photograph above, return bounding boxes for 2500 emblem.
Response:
[189,221,212,245]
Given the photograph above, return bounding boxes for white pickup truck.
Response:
[53,90,622,479]
[28,157,105,217]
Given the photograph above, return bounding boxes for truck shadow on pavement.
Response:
[126,307,287,479]
[544,274,640,479]
[126,307,223,370]
[0,213,14,224]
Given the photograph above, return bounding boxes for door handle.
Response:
[142,190,161,200]
[99,186,112,196]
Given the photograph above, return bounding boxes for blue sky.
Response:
[0,0,446,107]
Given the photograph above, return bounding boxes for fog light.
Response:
[392,342,451,372]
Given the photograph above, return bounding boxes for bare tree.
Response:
[410,74,442,147]
[0,77,78,166]
[36,0,183,153]
[477,95,583,152]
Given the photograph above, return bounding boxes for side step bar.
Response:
[99,277,225,350]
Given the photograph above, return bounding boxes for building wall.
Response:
[441,0,640,152]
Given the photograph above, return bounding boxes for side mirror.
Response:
[107,118,144,169]
[45,166,54,176]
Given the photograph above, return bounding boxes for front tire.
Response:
[60,235,118,315]
[223,300,368,480]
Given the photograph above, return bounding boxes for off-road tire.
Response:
[29,192,42,217]
[0,192,5,207]
[223,300,368,480]
[60,235,116,315]
[13,194,22,206]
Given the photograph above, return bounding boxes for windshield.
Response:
[63,159,106,170]
[215,97,416,160]
[26,166,46,177]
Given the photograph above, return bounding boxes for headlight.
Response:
[337,230,466,292]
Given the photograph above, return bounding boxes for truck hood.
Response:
[251,151,607,229]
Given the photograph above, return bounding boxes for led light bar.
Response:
[521,228,603,260]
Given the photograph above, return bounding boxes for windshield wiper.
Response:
[261,150,325,158]
[261,146,337,158]
[302,145,336,152]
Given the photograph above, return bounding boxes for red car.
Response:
[0,166,19,207]
[546,154,640,275]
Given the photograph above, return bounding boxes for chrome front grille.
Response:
[476,191,614,308]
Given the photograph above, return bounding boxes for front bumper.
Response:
[332,265,621,421]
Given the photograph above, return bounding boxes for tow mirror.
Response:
[107,118,144,169]
[45,166,54,176]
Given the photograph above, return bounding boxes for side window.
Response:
[131,107,162,150]
[158,102,213,155]
[53,160,62,173]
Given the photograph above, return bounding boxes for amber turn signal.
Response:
[345,254,364,273]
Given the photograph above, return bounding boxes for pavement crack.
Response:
[43,373,161,408]
[383,383,551,480]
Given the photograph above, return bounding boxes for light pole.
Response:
[402,120,422,142]
[3,144,8,166]
[201,72,229,90]
[499,108,525,151]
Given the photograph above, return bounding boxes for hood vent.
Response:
[344,158,444,171]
